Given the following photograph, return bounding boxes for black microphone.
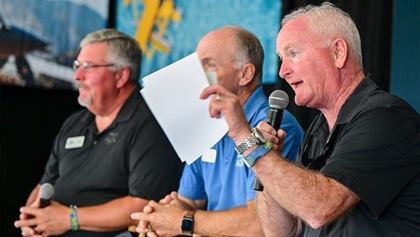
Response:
[253,90,289,191]
[39,183,54,208]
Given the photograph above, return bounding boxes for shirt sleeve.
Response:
[178,160,207,200]
[321,107,420,218]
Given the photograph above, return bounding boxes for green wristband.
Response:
[70,205,79,231]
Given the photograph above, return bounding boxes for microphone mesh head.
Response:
[40,183,54,199]
[269,90,289,110]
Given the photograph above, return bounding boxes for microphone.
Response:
[39,183,54,208]
[253,90,289,191]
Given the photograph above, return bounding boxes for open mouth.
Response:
[291,81,303,89]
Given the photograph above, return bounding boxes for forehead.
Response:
[276,17,314,50]
[78,42,109,61]
[196,29,236,59]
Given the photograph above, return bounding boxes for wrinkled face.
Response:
[276,17,336,108]
[73,42,119,113]
[196,29,242,94]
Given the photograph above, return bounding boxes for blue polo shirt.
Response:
[178,87,303,211]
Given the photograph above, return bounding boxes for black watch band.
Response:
[181,211,196,234]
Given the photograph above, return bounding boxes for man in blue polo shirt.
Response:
[131,25,303,237]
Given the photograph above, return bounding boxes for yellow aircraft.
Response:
[124,0,182,58]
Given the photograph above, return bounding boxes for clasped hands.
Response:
[14,195,69,237]
[130,85,286,237]
[131,191,188,237]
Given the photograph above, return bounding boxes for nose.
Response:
[279,60,292,80]
[73,67,83,81]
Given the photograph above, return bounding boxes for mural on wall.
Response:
[0,0,109,90]
[117,0,282,86]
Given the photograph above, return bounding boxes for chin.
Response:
[78,96,92,107]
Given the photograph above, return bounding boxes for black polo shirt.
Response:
[41,89,184,236]
[298,77,420,236]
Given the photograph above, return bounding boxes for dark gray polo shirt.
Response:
[41,88,184,237]
[298,77,420,237]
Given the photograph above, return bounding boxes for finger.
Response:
[257,121,277,135]
[209,102,223,119]
[146,232,158,237]
[159,194,172,204]
[144,205,153,213]
[20,206,38,217]
[268,136,279,145]
[139,220,150,230]
[277,129,286,139]
[20,226,36,236]
[131,212,142,220]
[147,200,159,207]
[135,222,150,234]
[200,85,219,99]
[15,219,37,228]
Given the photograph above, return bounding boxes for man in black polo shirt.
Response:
[14,29,184,237]
[199,2,419,237]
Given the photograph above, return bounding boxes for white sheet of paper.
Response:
[140,52,228,164]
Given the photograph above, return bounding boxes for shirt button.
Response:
[93,141,97,145]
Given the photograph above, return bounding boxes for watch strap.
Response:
[181,211,196,234]
[235,128,265,154]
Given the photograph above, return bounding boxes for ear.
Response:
[332,38,348,68]
[238,63,255,86]
[115,67,131,88]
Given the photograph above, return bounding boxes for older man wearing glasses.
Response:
[14,28,184,237]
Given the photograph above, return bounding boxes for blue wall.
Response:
[390,0,420,113]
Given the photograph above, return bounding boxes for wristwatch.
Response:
[235,127,266,154]
[181,211,196,234]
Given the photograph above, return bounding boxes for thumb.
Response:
[30,193,41,208]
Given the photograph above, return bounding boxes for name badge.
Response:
[65,136,85,149]
[202,149,217,163]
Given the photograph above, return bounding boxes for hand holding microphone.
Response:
[253,90,289,191]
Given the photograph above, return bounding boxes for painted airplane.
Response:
[124,0,182,58]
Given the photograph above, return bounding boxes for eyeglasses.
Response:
[73,60,115,72]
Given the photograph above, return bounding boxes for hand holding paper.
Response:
[140,53,228,164]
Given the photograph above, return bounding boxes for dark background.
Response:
[1,0,418,236]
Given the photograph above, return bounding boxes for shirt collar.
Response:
[242,86,270,121]
[336,76,379,125]
[79,86,141,128]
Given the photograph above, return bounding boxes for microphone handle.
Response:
[39,198,51,208]
[254,108,284,191]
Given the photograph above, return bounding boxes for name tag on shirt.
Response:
[202,149,217,163]
[65,136,85,149]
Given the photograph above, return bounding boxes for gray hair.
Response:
[223,25,264,85]
[80,28,142,84]
[281,2,363,66]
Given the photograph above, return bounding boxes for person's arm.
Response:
[200,85,360,231]
[15,195,148,236]
[170,194,265,236]
[76,196,148,231]
[249,148,360,229]
[256,190,301,237]
[133,198,264,237]
[192,200,264,237]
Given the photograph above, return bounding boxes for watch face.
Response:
[253,128,266,143]
[182,217,193,233]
